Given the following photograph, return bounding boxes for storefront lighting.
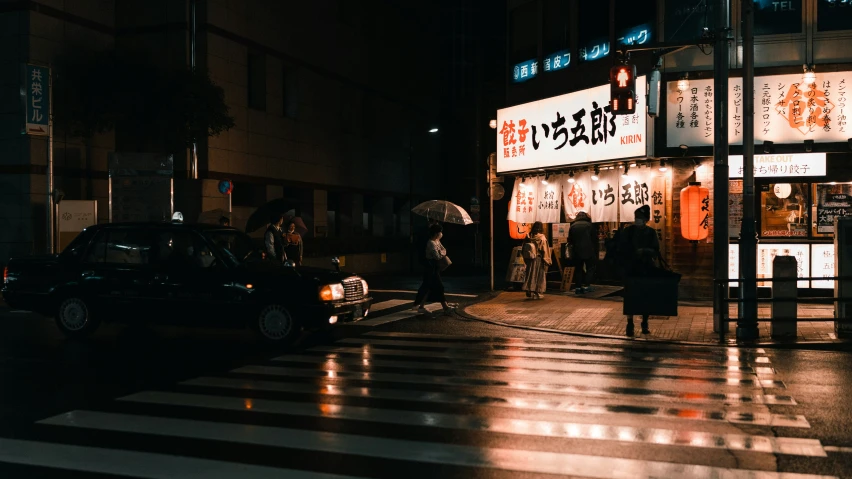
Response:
[541,175,549,185]
[591,166,600,182]
[568,171,575,183]
[621,163,630,179]
[763,140,774,154]
[629,162,637,167]
[774,183,792,199]
[429,128,439,133]
[658,160,668,172]
[677,73,689,92]
[680,182,710,242]
[802,64,816,85]
[804,139,814,152]
[489,119,497,129]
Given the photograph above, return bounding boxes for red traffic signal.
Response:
[610,64,637,115]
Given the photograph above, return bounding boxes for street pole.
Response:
[489,154,495,291]
[713,0,730,335]
[738,0,759,340]
[46,66,54,255]
[409,131,414,274]
[189,0,198,180]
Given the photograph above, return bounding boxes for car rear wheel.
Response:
[255,304,299,344]
[55,297,100,339]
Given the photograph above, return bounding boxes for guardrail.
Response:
[713,276,852,342]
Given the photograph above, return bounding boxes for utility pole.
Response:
[738,0,759,340]
[713,0,730,335]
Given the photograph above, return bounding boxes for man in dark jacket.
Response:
[620,204,660,336]
[265,214,286,263]
[567,210,598,294]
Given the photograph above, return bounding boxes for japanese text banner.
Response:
[618,167,655,221]
[497,77,648,174]
[667,71,852,146]
[507,177,540,223]
[589,168,620,222]
[562,173,592,221]
[537,175,562,223]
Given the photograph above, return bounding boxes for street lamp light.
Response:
[429,128,439,133]
[802,64,816,85]
[489,119,497,129]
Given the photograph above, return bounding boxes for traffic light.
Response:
[610,64,637,115]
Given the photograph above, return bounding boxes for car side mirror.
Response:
[331,257,340,272]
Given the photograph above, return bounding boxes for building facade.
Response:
[1,0,444,272]
[499,0,852,298]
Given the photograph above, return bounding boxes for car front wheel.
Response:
[255,304,299,345]
[55,297,100,339]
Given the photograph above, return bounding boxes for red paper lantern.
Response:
[508,202,532,239]
[680,182,710,241]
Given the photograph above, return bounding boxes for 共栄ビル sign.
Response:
[728,153,827,178]
[25,64,49,136]
[496,76,649,174]
[667,71,851,147]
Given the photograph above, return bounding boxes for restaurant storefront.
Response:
[496,68,852,299]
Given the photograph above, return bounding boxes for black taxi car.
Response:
[1,222,371,344]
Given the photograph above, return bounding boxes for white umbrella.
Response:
[412,200,474,225]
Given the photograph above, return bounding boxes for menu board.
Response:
[729,180,743,238]
[816,183,852,234]
[811,244,835,289]
[729,243,810,288]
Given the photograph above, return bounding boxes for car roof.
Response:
[88,222,241,232]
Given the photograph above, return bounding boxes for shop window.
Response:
[814,182,852,236]
[754,0,802,35]
[760,183,809,238]
[817,0,852,32]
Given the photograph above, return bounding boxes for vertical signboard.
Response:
[816,183,852,234]
[25,64,49,136]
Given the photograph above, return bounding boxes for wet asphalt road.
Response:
[1,294,852,478]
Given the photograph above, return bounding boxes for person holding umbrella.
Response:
[412,223,455,315]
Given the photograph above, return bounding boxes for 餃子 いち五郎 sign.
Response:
[667,70,852,147]
[496,76,648,174]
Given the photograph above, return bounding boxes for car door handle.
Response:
[81,270,94,277]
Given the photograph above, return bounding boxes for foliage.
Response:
[53,50,235,147]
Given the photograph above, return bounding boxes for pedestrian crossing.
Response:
[0,331,840,478]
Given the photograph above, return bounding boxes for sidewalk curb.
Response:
[457,293,852,351]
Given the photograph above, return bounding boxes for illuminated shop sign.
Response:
[512,58,538,83]
[667,71,851,146]
[544,50,570,72]
[496,76,648,173]
[579,38,609,62]
[728,153,827,178]
[617,23,653,46]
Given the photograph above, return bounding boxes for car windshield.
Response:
[201,229,261,265]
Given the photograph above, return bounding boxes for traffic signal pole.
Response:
[713,0,731,336]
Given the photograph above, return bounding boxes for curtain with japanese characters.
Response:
[562,173,592,221]
[507,177,539,224]
[589,169,619,222]
[618,167,654,221]
[536,175,562,223]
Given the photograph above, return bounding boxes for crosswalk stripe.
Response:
[234,362,785,390]
[346,303,444,327]
[182,375,795,408]
[119,390,826,457]
[226,366,805,427]
[0,437,356,479]
[37,411,834,478]
[272,353,772,381]
[370,289,478,298]
[334,338,773,365]
[283,349,776,376]
[364,331,768,354]
[368,299,411,312]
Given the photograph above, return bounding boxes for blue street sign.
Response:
[543,50,571,72]
[618,23,654,46]
[512,58,538,83]
[25,64,49,136]
[579,39,610,62]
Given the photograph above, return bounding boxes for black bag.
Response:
[623,267,681,317]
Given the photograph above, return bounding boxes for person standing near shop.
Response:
[283,220,303,266]
[619,205,660,336]
[265,214,286,263]
[568,210,598,294]
[522,222,551,299]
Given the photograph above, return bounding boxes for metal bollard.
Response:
[771,256,797,339]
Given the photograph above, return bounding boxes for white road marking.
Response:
[824,446,852,454]
[0,437,355,479]
[368,299,411,312]
[37,411,835,478]
[345,303,443,326]
[370,289,478,298]
[119,390,826,457]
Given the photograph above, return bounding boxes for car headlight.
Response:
[319,283,345,301]
[360,278,368,296]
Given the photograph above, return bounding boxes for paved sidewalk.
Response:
[464,290,843,344]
